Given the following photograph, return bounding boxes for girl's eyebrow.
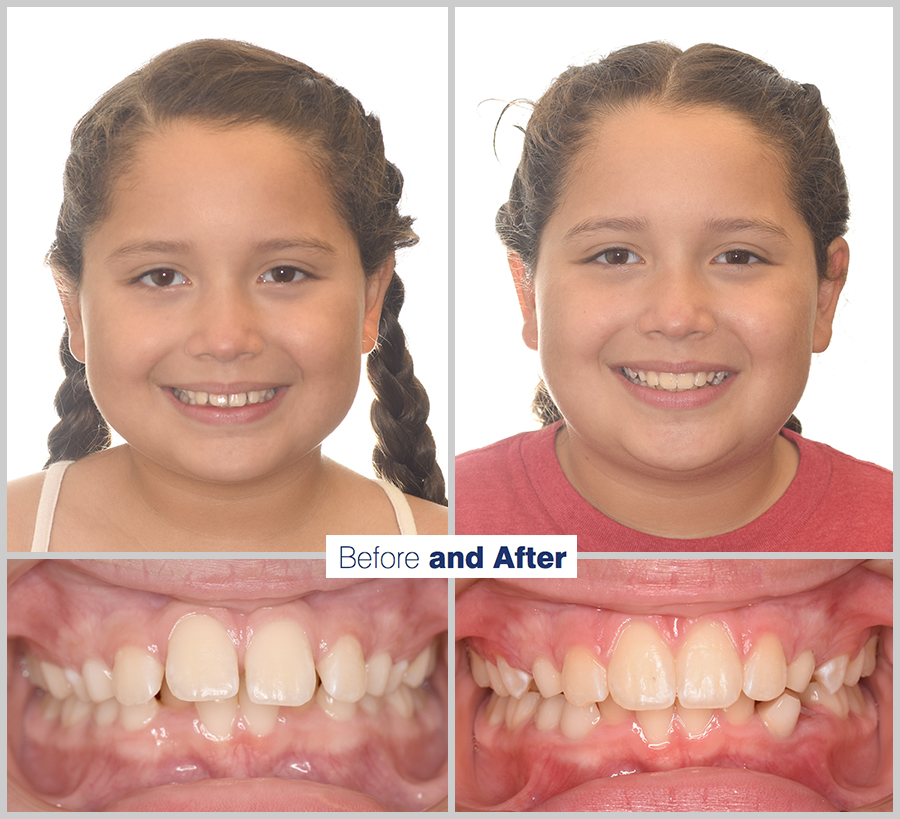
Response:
[105,236,338,263]
[562,216,791,243]
[704,217,791,243]
[563,216,650,242]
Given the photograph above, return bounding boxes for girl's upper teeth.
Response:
[174,388,277,407]
[623,367,728,391]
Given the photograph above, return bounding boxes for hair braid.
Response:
[45,326,110,467]
[367,273,446,505]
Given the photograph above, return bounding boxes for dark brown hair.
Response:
[45,39,445,503]
[496,42,850,432]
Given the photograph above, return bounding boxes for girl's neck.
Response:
[555,426,799,539]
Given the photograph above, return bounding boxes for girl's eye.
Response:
[593,248,641,265]
[260,265,308,284]
[714,249,764,265]
[138,269,187,287]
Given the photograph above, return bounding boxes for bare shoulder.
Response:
[7,472,47,552]
[407,495,449,535]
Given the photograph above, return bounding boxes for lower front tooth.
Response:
[94,698,119,727]
[119,699,159,731]
[318,635,367,703]
[676,701,714,738]
[485,692,508,726]
[742,633,787,702]
[238,679,280,737]
[757,691,801,737]
[317,686,359,721]
[113,647,164,706]
[245,620,316,707]
[534,694,565,732]
[506,691,541,730]
[560,700,600,741]
[562,647,608,707]
[166,614,239,702]
[799,681,849,719]
[196,696,238,740]
[721,691,755,725]
[637,707,674,745]
[599,696,630,725]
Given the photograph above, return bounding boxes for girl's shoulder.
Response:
[404,494,449,535]
[7,470,48,552]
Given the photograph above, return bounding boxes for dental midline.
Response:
[622,366,728,391]
[173,387,277,407]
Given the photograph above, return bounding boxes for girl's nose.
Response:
[184,287,266,361]
[635,266,717,340]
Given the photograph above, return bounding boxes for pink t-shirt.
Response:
[455,423,892,551]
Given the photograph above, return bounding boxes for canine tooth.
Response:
[159,676,191,709]
[560,700,601,741]
[404,643,436,688]
[799,681,849,719]
[166,614,239,702]
[366,651,393,697]
[118,698,159,731]
[608,622,676,710]
[63,668,90,702]
[758,691,801,737]
[785,649,815,692]
[385,685,415,719]
[846,684,866,716]
[742,633,787,702]
[194,391,208,405]
[599,696,630,725]
[562,647,608,706]
[485,692,509,726]
[721,691,756,725]
[676,701,714,738]
[196,696,238,740]
[238,676,279,737]
[861,635,878,677]
[40,661,72,700]
[245,620,316,707]
[316,686,358,721]
[385,659,409,695]
[93,698,119,727]
[113,647,164,706]
[676,621,741,708]
[637,707,674,745]
[637,370,647,383]
[248,390,261,404]
[843,648,865,687]
[469,651,490,688]
[496,656,531,699]
[813,654,849,695]
[694,371,708,387]
[318,635,367,703]
[532,656,563,698]
[534,694,565,732]
[484,658,511,698]
[506,691,542,730]
[82,659,114,703]
[60,695,92,727]
[658,372,677,391]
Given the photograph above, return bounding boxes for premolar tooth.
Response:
[82,659,114,703]
[721,691,755,725]
[534,694,565,732]
[843,648,865,687]
[742,633,787,702]
[757,691,801,737]
[113,647,164,706]
[799,681,849,719]
[166,614,239,702]
[366,651,393,697]
[813,654,849,695]
[785,649,815,693]
[385,685,414,719]
[562,647,608,706]
[676,621,742,708]
[358,693,381,716]
[60,696,92,728]
[484,658,511,698]
[469,651,490,688]
[676,701,714,738]
[403,642,436,688]
[118,698,159,731]
[506,691,541,730]
[608,622,676,710]
[637,707,674,745]
[318,635,367,703]
[40,661,72,700]
[861,635,878,678]
[196,695,238,740]
[532,656,563,698]
[496,656,532,699]
[245,620,316,706]
[560,700,601,741]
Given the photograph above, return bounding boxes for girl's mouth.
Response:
[8,561,448,811]
[621,367,730,392]
[456,560,892,811]
[172,388,278,408]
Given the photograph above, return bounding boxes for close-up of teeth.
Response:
[173,388,277,407]
[622,367,728,391]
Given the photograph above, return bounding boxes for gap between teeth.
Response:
[622,367,728,391]
[173,388,277,407]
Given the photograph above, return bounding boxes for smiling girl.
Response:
[7,39,446,551]
[456,42,891,549]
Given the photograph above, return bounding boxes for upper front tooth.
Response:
[562,647,608,706]
[532,656,563,698]
[166,614,239,702]
[229,393,247,407]
[657,372,677,391]
[608,622,676,710]
[675,373,694,390]
[496,656,531,699]
[366,651,393,697]
[318,635,367,703]
[742,634,787,702]
[676,621,742,708]
[403,642,437,688]
[113,647,164,706]
[813,654,849,695]
[245,620,316,707]
[785,649,815,692]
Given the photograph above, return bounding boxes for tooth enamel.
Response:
[318,635,367,703]
[40,661,72,700]
[484,658,511,698]
[658,372,677,391]
[694,371,708,387]
[366,651,393,697]
[496,656,531,699]
[118,698,160,731]
[757,691,801,737]
[799,681,849,718]
[358,693,381,716]
[813,654,849,695]
[113,647,164,706]
[469,651,490,688]
[93,698,119,727]
[212,393,229,407]
[82,659,114,703]
[385,659,409,695]
[676,701,714,738]
[846,684,866,716]
[194,391,208,405]
[385,685,415,719]
[843,647,866,687]
[861,635,878,677]
[560,700,601,741]
[248,390,261,404]
[534,693,566,732]
[532,656,563,698]
[229,393,246,407]
[403,642,436,688]
[485,692,509,726]
[646,371,659,386]
[196,695,238,740]
[637,370,647,383]
[159,676,190,709]
[63,668,90,702]
[562,647,608,707]
[599,695,630,725]
[676,621,742,709]
[675,373,694,390]
[166,615,239,702]
[41,695,62,721]
[721,691,756,725]
[608,622,676,710]
[245,620,316,707]
[785,649,816,693]
[742,633,787,702]
[60,695,92,728]
[24,652,48,690]
[506,691,542,730]
[637,707,674,745]
[236,676,279,737]
[316,685,359,721]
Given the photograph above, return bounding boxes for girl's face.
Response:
[66,122,389,484]
[517,105,847,478]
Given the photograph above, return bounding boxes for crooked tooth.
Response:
[166,614,239,702]
[721,691,755,725]
[506,691,541,730]
[608,622,675,710]
[318,635,367,703]
[742,634,787,702]
[496,656,532,699]
[469,651,490,688]
[676,701,714,738]
[40,661,72,701]
[245,620,316,707]
[248,390,261,404]
[813,654,849,695]
[676,621,742,708]
[843,647,865,688]
[211,393,229,408]
[562,647,608,706]
[532,656,563,698]
[40,695,62,721]
[366,651,393,697]
[113,647,164,706]
[785,649,815,693]
[757,691,801,737]
[118,698,159,731]
[316,685,358,721]
[636,707,674,745]
[560,700,601,741]
[799,681,849,719]
[861,635,879,678]
[484,658,511,698]
[534,693,566,732]
[82,659,114,703]
[404,642,436,688]
[196,695,238,740]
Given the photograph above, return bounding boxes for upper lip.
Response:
[615,362,734,374]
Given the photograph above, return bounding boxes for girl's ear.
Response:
[59,288,87,363]
[508,253,538,351]
[812,237,849,353]
[361,257,394,354]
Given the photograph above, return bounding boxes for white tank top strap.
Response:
[374,479,417,536]
[31,460,74,553]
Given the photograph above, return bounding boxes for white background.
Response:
[7,7,448,483]
[455,7,893,470]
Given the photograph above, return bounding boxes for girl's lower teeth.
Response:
[173,388,277,407]
[622,367,728,391]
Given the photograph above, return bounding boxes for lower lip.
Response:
[165,388,286,425]
[616,370,735,410]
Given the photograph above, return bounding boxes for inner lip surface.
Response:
[7,560,449,811]
[455,559,892,811]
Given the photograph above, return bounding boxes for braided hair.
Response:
[45,39,445,503]
[496,42,850,434]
